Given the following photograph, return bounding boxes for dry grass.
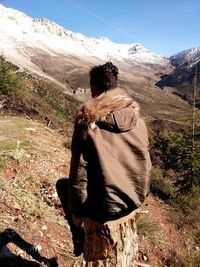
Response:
[0,115,81,266]
[137,213,165,247]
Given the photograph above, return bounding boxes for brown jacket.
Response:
[68,88,151,223]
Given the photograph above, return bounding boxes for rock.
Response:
[142,254,148,261]
[42,225,48,231]
[35,244,42,252]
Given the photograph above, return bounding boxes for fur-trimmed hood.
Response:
[75,88,140,132]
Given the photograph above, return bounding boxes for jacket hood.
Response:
[75,88,140,132]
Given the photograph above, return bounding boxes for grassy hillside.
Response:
[0,116,82,266]
[0,55,195,125]
[0,56,80,132]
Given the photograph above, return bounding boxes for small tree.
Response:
[0,56,19,96]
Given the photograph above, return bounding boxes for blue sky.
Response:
[2,0,200,56]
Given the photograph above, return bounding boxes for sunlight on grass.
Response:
[137,213,165,247]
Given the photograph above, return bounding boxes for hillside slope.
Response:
[0,116,81,266]
[0,55,193,130]
[0,115,198,267]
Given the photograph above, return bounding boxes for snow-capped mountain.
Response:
[157,48,200,107]
[170,47,200,67]
[0,3,168,74]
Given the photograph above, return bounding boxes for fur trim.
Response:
[75,88,140,127]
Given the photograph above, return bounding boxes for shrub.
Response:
[0,56,20,96]
[150,167,177,200]
[150,128,200,190]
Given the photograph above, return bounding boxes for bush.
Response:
[150,128,200,190]
[150,167,177,200]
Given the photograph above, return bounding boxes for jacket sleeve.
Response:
[68,124,88,218]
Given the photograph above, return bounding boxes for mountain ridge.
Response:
[0,3,168,71]
[1,3,200,97]
[170,47,200,67]
[1,4,200,73]
[1,3,199,111]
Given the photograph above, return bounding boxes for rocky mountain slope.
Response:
[0,4,168,86]
[1,3,199,110]
[156,48,200,106]
[170,47,200,67]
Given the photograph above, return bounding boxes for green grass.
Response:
[1,57,80,131]
[0,138,32,167]
[137,213,165,247]
[0,140,30,151]
[0,155,10,169]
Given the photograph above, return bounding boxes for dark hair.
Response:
[90,62,118,92]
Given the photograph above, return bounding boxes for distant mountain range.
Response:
[0,4,168,74]
[157,48,200,106]
[0,3,199,108]
[170,48,200,67]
